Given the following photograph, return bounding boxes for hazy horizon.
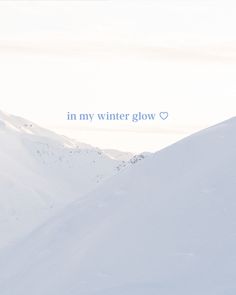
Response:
[0,0,236,152]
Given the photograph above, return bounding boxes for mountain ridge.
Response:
[0,116,235,294]
[0,110,147,249]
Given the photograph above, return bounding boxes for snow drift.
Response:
[0,117,236,295]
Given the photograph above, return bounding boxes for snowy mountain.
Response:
[103,149,134,161]
[0,110,144,249]
[0,117,235,295]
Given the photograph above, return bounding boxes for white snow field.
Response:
[0,117,235,295]
[0,110,140,249]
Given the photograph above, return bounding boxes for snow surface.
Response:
[0,117,235,294]
[0,110,143,249]
[103,149,134,161]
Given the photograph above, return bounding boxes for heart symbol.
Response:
[159,112,169,120]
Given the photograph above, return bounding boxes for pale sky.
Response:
[0,0,236,152]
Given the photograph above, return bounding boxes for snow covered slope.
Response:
[0,117,235,295]
[0,110,138,249]
[103,149,134,161]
